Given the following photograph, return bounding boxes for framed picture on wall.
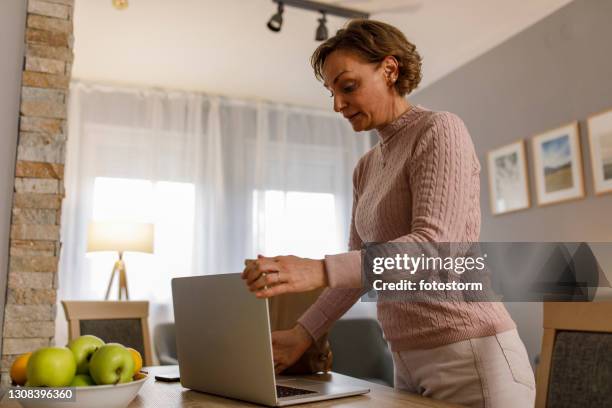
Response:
[487,140,530,215]
[587,108,612,195]
[532,122,585,206]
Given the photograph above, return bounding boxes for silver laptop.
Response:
[171,273,369,406]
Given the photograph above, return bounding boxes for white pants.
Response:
[392,329,536,408]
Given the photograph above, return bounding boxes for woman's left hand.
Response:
[241,255,328,298]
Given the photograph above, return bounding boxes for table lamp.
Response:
[87,221,154,300]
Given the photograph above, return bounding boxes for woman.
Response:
[242,20,535,407]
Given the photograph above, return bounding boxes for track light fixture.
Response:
[267,2,284,32]
[315,12,328,41]
[266,0,369,41]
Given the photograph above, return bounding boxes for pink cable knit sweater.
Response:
[298,105,515,351]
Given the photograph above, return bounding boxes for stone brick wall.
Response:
[1,0,74,386]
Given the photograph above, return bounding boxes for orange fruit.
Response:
[133,372,147,381]
[10,352,32,386]
[127,348,142,376]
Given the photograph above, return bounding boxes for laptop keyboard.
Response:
[276,385,317,398]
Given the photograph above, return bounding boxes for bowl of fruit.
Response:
[9,335,148,408]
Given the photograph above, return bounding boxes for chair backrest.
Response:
[61,300,153,366]
[153,322,178,365]
[536,302,612,407]
[328,318,394,387]
[268,289,332,374]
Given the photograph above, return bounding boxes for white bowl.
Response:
[12,374,148,408]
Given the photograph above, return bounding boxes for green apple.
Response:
[26,347,76,387]
[89,343,134,385]
[68,334,105,374]
[70,374,95,387]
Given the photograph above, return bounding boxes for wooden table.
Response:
[2,366,463,407]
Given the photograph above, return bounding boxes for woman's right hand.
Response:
[271,324,313,374]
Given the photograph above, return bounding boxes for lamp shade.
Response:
[87,221,154,254]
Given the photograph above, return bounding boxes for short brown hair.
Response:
[311,19,422,96]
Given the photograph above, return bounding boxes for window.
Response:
[252,190,343,259]
[89,179,342,301]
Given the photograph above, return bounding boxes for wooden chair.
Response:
[535,302,612,407]
[61,300,153,367]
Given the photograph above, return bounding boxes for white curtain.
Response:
[56,81,371,354]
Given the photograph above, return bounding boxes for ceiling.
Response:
[72,0,572,110]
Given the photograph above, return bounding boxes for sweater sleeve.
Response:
[297,162,366,340]
[322,112,480,288]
